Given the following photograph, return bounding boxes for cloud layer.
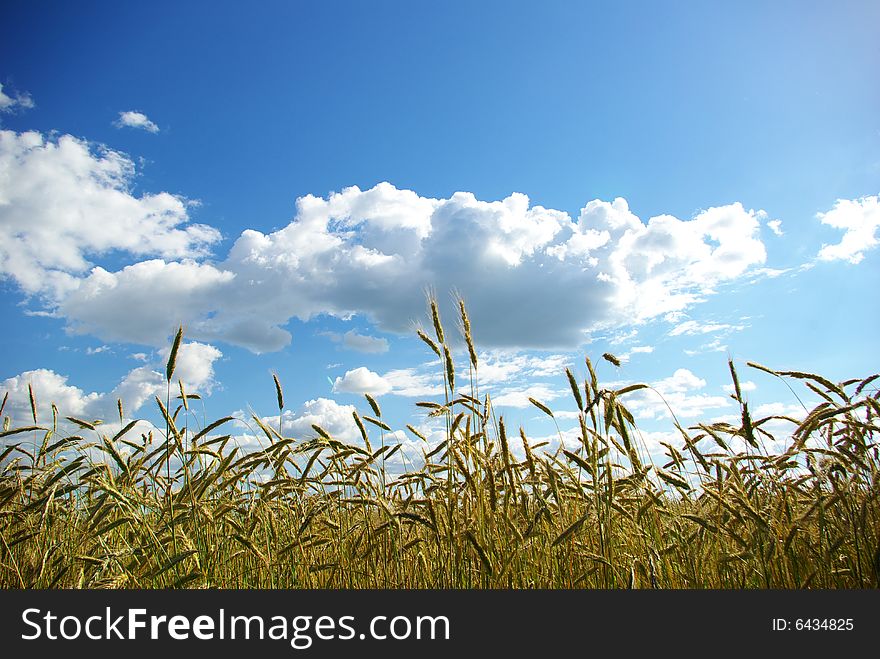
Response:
[9,128,868,355]
[55,185,770,351]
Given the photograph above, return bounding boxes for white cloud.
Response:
[60,261,235,348]
[669,316,745,356]
[707,401,809,454]
[235,398,365,452]
[253,397,422,459]
[0,365,159,426]
[524,425,587,456]
[107,366,164,415]
[750,402,792,416]
[816,195,880,264]
[277,398,361,444]
[381,368,443,397]
[722,380,757,395]
[636,429,690,458]
[766,219,784,236]
[342,330,388,353]
[0,130,221,297]
[683,338,728,356]
[608,328,638,345]
[0,133,771,352]
[747,267,789,283]
[86,345,111,355]
[0,371,163,458]
[1,341,223,430]
[623,368,732,420]
[332,367,392,396]
[373,350,571,400]
[527,354,572,377]
[493,383,563,409]
[476,352,570,385]
[325,350,572,402]
[158,341,223,393]
[655,368,706,393]
[114,111,159,133]
[0,83,34,114]
[2,369,100,423]
[669,320,744,336]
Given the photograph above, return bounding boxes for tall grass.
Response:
[0,297,878,589]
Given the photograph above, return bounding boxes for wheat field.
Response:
[1,297,878,589]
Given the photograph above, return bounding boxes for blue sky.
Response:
[1,1,878,460]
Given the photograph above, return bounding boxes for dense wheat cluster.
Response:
[1,298,878,589]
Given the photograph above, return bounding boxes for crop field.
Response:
[1,299,878,589]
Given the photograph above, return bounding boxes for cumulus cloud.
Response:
[816,195,879,264]
[269,398,361,444]
[722,380,756,395]
[623,368,732,420]
[256,399,437,469]
[1,369,101,423]
[251,404,433,476]
[114,110,159,133]
[1,131,772,352]
[0,341,222,429]
[0,83,34,114]
[60,261,235,348]
[0,367,161,427]
[0,130,221,297]
[0,369,163,458]
[158,341,223,393]
[635,429,687,457]
[766,219,784,236]
[106,366,164,415]
[332,367,392,396]
[79,187,768,351]
[381,368,443,397]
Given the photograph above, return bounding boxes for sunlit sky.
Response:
[1,1,878,458]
